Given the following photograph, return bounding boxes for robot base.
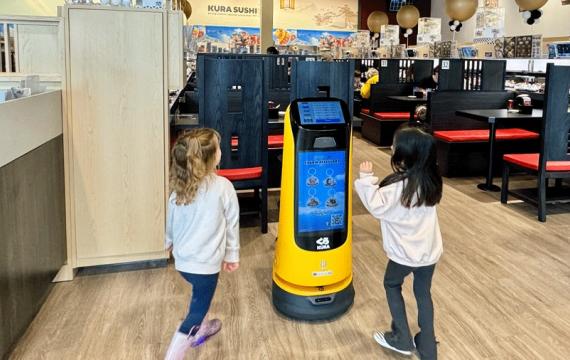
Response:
[272,281,354,321]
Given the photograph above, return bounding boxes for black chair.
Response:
[198,57,268,233]
[501,64,570,222]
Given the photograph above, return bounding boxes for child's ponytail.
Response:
[169,128,220,205]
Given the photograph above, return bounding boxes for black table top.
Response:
[456,109,543,122]
[388,95,428,103]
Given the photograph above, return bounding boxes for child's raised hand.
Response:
[359,161,373,174]
[223,261,240,273]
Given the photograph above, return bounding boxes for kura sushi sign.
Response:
[207,5,259,16]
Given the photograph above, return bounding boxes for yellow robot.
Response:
[272,98,354,321]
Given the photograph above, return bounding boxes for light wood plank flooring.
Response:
[9,135,570,360]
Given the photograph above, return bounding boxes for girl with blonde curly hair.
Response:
[165,128,240,360]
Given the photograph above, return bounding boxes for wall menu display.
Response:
[380,25,400,46]
[474,7,505,40]
[297,151,346,233]
[417,17,441,44]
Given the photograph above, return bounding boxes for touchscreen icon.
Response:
[324,168,336,187]
[306,168,319,187]
[307,188,320,207]
[326,189,338,208]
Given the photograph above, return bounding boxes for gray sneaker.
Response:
[191,319,222,347]
[373,331,413,356]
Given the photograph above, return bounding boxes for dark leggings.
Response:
[178,272,219,335]
[384,260,437,360]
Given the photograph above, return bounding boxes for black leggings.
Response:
[384,260,437,360]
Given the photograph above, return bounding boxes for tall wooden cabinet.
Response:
[62,5,173,274]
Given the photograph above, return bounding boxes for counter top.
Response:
[0,90,63,168]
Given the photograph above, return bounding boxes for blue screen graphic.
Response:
[298,101,344,125]
[297,151,346,233]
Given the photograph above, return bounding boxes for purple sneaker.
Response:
[191,319,222,347]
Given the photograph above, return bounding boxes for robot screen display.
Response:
[297,150,345,233]
[298,101,344,125]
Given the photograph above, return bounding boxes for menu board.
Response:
[417,17,441,44]
[474,7,505,40]
[297,151,345,233]
[380,25,400,46]
[298,101,344,125]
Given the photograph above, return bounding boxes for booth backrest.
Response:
[542,64,570,163]
[369,83,414,113]
[291,60,354,117]
[377,59,434,85]
[427,90,513,131]
[198,57,268,170]
[438,59,506,91]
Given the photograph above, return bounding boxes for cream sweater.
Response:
[354,172,443,267]
[165,175,240,274]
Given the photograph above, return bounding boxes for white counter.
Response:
[0,90,63,168]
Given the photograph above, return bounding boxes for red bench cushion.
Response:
[504,153,570,172]
[434,129,539,143]
[217,167,263,181]
[361,108,370,115]
[268,134,284,149]
[373,112,410,120]
[230,135,283,149]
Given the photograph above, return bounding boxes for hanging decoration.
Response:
[515,0,548,25]
[396,4,420,43]
[367,11,389,34]
[445,0,478,32]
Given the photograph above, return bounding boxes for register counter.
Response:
[0,90,66,358]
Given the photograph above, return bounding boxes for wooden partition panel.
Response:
[438,59,463,91]
[199,58,267,170]
[64,6,168,267]
[291,60,354,117]
[427,91,513,130]
[0,137,66,359]
[542,64,570,163]
[481,60,507,91]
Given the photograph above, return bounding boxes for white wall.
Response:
[431,0,570,43]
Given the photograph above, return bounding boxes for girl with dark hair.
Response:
[354,125,443,360]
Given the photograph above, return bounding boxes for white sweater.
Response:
[165,175,240,274]
[354,172,442,267]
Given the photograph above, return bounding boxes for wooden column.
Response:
[260,0,273,53]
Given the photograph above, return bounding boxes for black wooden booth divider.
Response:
[438,59,506,91]
[290,59,355,117]
[198,56,269,232]
[427,90,541,178]
[501,64,570,222]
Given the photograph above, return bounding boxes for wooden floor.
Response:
[10,135,570,360]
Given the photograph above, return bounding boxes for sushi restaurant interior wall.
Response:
[431,0,570,43]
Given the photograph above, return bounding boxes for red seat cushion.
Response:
[268,134,283,149]
[217,167,263,181]
[231,135,283,149]
[434,129,539,143]
[361,108,370,115]
[373,112,411,120]
[504,153,570,172]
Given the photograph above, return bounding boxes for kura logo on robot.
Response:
[316,237,330,250]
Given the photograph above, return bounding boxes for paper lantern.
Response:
[396,5,420,30]
[367,11,389,33]
[445,0,478,22]
[515,0,548,11]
